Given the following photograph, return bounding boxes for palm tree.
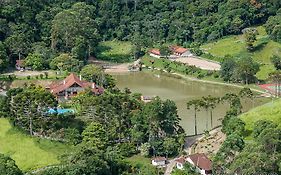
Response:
[187,99,203,135]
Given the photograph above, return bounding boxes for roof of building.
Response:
[170,45,188,54]
[152,156,167,162]
[175,157,186,164]
[149,49,161,55]
[49,73,103,95]
[188,153,212,171]
[16,60,24,66]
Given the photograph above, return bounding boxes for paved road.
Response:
[172,56,221,71]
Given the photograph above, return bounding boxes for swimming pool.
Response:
[48,108,75,114]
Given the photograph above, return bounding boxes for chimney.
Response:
[63,80,66,84]
[79,75,82,80]
[92,83,95,89]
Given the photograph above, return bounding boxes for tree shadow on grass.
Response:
[252,39,269,52]
[243,129,253,138]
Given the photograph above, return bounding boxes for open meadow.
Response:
[0,118,71,171]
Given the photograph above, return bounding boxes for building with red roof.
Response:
[15,60,25,70]
[186,153,212,175]
[169,45,191,57]
[149,49,162,58]
[47,73,104,100]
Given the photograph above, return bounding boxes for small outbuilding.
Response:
[151,156,167,166]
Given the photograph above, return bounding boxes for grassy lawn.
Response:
[96,40,133,63]
[0,118,71,171]
[126,154,158,173]
[201,26,281,80]
[240,99,281,133]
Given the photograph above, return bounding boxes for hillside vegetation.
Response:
[96,41,133,63]
[240,99,281,132]
[201,26,281,80]
[0,118,70,171]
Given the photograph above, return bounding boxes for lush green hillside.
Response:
[201,26,281,80]
[240,99,281,132]
[0,118,70,171]
[96,41,133,63]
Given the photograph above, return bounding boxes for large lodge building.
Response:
[47,73,104,100]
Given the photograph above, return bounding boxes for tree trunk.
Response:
[206,110,208,130]
[194,110,197,135]
[29,116,33,135]
[210,110,213,129]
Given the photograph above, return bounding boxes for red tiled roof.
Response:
[152,156,166,162]
[170,45,188,54]
[149,49,161,55]
[16,60,24,66]
[49,73,103,95]
[188,153,212,171]
[175,157,186,164]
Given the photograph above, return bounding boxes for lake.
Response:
[113,72,268,135]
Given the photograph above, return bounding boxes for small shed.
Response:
[151,156,167,166]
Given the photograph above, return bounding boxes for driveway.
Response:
[172,56,221,71]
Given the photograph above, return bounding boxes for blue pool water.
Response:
[48,108,75,114]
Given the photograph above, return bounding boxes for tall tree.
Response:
[187,99,203,135]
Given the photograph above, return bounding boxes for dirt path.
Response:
[164,158,177,175]
[104,59,140,73]
[172,56,221,71]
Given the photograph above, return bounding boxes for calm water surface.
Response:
[113,72,268,135]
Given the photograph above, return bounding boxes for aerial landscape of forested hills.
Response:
[1,0,281,175]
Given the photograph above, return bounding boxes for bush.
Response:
[39,74,44,79]
[27,75,31,80]
[64,128,81,145]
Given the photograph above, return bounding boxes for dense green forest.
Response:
[1,0,281,70]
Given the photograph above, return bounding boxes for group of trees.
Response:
[1,0,281,71]
[220,56,260,84]
[0,84,84,143]
[187,88,252,135]
[72,88,185,158]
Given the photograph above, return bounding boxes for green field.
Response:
[0,118,70,171]
[96,40,133,63]
[240,99,281,132]
[201,26,281,80]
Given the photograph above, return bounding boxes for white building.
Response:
[151,157,167,166]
